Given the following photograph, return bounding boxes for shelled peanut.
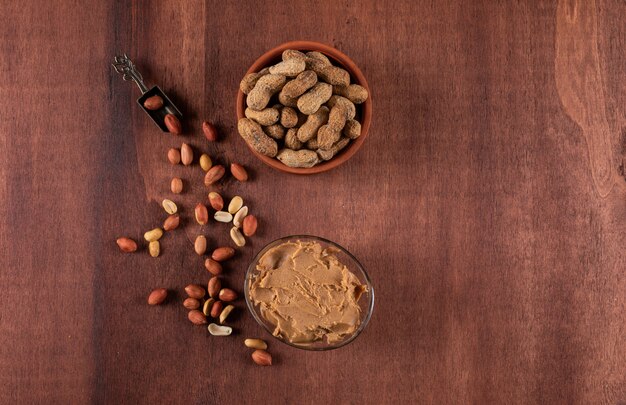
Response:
[238,49,368,167]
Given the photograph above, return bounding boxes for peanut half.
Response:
[219,304,235,324]
[162,199,177,215]
[244,338,267,350]
[227,196,243,214]
[208,323,232,336]
[230,227,246,247]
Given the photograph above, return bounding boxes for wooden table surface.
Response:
[1,1,625,404]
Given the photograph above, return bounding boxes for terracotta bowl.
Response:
[236,40,372,175]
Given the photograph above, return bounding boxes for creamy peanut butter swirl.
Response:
[249,240,367,345]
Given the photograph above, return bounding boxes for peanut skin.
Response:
[296,106,329,142]
[269,59,306,77]
[317,137,350,161]
[247,74,287,111]
[297,83,332,115]
[277,148,319,168]
[284,128,303,150]
[333,84,369,104]
[245,107,280,126]
[237,118,278,157]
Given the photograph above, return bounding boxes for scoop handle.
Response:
[112,54,149,94]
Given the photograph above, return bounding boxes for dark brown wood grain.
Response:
[1,0,625,403]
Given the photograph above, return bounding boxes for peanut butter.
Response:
[248,240,367,345]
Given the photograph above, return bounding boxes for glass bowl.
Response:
[244,235,374,351]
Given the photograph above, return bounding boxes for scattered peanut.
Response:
[195,203,208,225]
[210,300,223,318]
[181,143,193,166]
[212,247,235,261]
[149,240,160,257]
[204,165,225,186]
[194,235,207,255]
[230,163,248,182]
[144,228,163,242]
[202,121,219,142]
[242,215,258,236]
[208,192,224,211]
[228,196,243,214]
[163,214,180,231]
[199,154,212,171]
[208,276,221,298]
[183,297,200,310]
[185,284,205,299]
[162,199,177,214]
[230,226,246,247]
[147,288,167,305]
[244,338,267,350]
[218,288,238,302]
[170,177,183,194]
[214,211,233,223]
[208,323,232,336]
[204,258,223,275]
[251,350,272,366]
[203,298,215,316]
[116,237,137,253]
[219,304,235,324]
[233,206,248,228]
[188,310,207,325]
[167,148,181,164]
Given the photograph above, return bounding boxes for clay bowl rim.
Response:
[235,40,372,175]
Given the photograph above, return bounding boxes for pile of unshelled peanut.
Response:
[238,49,369,168]
[116,105,272,366]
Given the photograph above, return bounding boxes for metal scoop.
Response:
[112,54,183,132]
